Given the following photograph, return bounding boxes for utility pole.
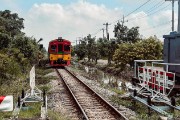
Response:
[76,37,82,45]
[121,15,128,27]
[165,0,177,31]
[178,0,180,32]
[172,0,175,31]
[102,28,105,38]
[103,22,111,40]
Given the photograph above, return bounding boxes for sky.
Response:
[0,0,178,49]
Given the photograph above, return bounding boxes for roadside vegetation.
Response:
[73,21,163,81]
[0,9,45,84]
[0,9,175,120]
[72,21,178,120]
[0,10,61,119]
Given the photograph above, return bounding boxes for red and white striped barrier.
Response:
[0,96,13,111]
[138,67,175,96]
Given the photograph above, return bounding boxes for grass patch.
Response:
[36,67,54,76]
[110,95,161,120]
[0,112,12,119]
[111,88,125,95]
[0,66,56,119]
[19,103,41,118]
[110,95,132,107]
[36,67,57,85]
[48,110,70,120]
[39,84,51,92]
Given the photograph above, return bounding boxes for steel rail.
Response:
[64,67,128,120]
[55,68,89,120]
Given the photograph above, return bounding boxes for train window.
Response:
[64,45,70,51]
[58,44,63,52]
[51,45,56,52]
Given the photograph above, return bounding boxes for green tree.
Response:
[126,27,139,43]
[0,10,24,37]
[96,38,109,58]
[12,34,39,64]
[114,22,140,43]
[96,37,117,65]
[85,34,96,62]
[0,10,47,88]
[0,52,21,84]
[107,39,117,65]
[0,10,24,50]
[114,22,128,43]
[74,39,87,60]
[0,32,11,49]
[113,37,163,69]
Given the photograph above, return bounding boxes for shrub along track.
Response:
[55,67,128,120]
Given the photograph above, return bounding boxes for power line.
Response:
[111,0,152,24]
[144,3,171,17]
[125,1,166,22]
[124,0,152,18]
[87,0,172,40]
[149,27,171,37]
[156,30,171,38]
[141,19,176,31]
[106,1,171,39]
[127,3,171,22]
[109,0,168,28]
[91,29,102,36]
[145,1,165,14]
[109,3,169,30]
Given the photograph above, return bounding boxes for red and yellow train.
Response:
[48,37,71,67]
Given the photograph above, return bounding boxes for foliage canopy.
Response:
[113,37,163,68]
[0,10,45,82]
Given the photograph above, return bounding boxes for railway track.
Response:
[55,67,128,120]
[53,70,84,120]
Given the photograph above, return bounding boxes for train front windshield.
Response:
[64,45,70,51]
[50,45,56,52]
[58,44,63,53]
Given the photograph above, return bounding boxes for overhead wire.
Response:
[156,30,171,38]
[144,3,171,16]
[149,26,171,37]
[127,0,165,20]
[90,0,167,37]
[127,3,171,22]
[111,0,152,24]
[88,0,172,39]
[145,0,165,14]
[107,0,169,31]
[108,0,167,30]
[141,19,177,31]
[124,0,152,17]
[91,28,103,36]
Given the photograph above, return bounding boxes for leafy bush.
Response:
[113,37,163,69]
[0,53,21,84]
